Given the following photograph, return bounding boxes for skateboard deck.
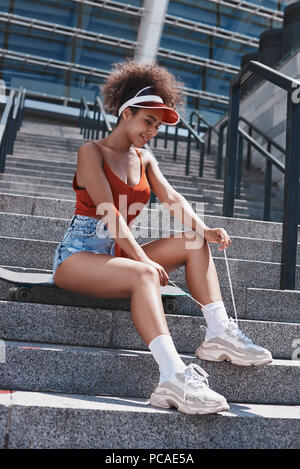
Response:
[160,285,189,313]
[0,267,53,286]
[0,266,189,312]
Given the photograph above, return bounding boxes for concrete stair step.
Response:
[8,152,77,164]
[16,127,82,137]
[0,187,76,200]
[0,220,299,264]
[159,168,217,179]
[12,144,78,155]
[14,134,82,146]
[5,155,225,185]
[0,340,298,404]
[0,234,298,291]
[1,169,227,194]
[0,172,72,187]
[4,164,230,193]
[0,195,293,240]
[0,173,280,217]
[0,182,74,198]
[5,159,76,174]
[0,186,257,219]
[1,390,299,448]
[0,300,297,360]
[0,265,299,323]
[6,155,78,169]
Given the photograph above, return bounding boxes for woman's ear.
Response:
[122,108,132,121]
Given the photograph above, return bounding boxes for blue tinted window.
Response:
[0,0,284,124]
[205,70,232,96]
[219,5,281,36]
[0,0,10,13]
[161,27,210,58]
[167,0,216,26]
[14,0,76,27]
[158,57,203,90]
[113,0,143,5]
[249,0,281,10]
[213,37,254,66]
[82,8,139,41]
[7,23,70,61]
[78,40,131,70]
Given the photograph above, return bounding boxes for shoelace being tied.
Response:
[183,363,209,404]
[168,249,239,324]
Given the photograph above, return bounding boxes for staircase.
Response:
[0,119,299,449]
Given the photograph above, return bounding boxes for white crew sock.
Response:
[201,301,229,338]
[148,334,187,385]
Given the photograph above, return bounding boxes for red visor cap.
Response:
[131,101,180,125]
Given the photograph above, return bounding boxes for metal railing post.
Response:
[223,82,240,217]
[199,141,205,177]
[264,159,272,221]
[280,90,300,290]
[216,121,226,179]
[246,126,252,170]
[186,129,191,176]
[235,132,243,198]
[164,125,168,149]
[173,125,178,160]
[207,127,212,155]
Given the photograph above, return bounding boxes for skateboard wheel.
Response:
[14,287,33,302]
[8,287,18,301]
[164,298,179,314]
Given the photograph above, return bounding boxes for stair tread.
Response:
[1,389,300,418]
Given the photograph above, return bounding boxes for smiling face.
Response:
[123,107,164,147]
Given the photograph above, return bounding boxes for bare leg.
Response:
[54,252,170,347]
[185,238,223,307]
[140,231,223,311]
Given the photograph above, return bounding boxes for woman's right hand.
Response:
[139,256,170,287]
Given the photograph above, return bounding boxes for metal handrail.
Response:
[216,115,285,179]
[190,110,219,154]
[181,114,205,176]
[239,116,285,155]
[223,59,300,290]
[0,86,26,173]
[95,96,112,133]
[152,111,206,177]
[236,126,285,221]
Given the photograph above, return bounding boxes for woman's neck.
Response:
[101,126,132,154]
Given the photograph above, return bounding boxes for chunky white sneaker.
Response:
[150,363,229,415]
[195,317,273,366]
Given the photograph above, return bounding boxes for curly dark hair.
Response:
[101,58,185,121]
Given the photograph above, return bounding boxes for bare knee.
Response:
[183,230,207,253]
[134,264,160,287]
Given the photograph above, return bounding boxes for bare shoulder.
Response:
[136,147,157,170]
[77,141,104,168]
[78,140,102,156]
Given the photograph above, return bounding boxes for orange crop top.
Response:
[72,141,151,258]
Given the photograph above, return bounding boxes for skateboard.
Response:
[0,267,54,301]
[160,284,190,314]
[0,266,189,313]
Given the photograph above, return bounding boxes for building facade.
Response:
[0,0,291,124]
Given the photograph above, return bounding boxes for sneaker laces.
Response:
[224,317,253,345]
[168,250,239,325]
[183,363,209,404]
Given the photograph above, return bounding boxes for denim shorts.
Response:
[50,215,115,284]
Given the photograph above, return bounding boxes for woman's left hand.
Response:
[204,228,231,251]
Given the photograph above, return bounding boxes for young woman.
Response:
[51,59,272,415]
